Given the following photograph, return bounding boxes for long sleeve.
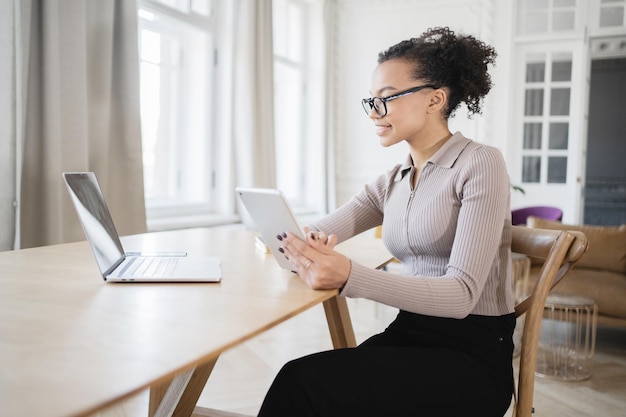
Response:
[313,132,514,318]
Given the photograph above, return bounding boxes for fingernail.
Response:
[278,247,284,253]
[282,232,287,238]
[276,234,283,241]
[310,232,316,240]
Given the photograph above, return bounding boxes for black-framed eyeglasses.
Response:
[361,84,438,117]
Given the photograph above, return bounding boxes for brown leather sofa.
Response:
[525,216,626,328]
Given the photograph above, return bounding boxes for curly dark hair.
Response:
[378,27,497,119]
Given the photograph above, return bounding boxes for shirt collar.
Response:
[394,132,471,182]
[429,131,471,168]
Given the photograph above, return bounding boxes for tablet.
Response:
[236,187,307,270]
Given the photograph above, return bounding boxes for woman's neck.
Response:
[410,129,453,170]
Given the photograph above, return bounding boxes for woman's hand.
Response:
[278,227,351,290]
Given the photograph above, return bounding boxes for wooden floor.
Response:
[94,298,626,417]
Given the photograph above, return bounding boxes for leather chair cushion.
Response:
[527,216,626,274]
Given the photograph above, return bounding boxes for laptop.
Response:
[63,172,222,282]
[236,187,306,270]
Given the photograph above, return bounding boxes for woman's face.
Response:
[367,59,434,147]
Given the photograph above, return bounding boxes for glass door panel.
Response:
[520,52,573,185]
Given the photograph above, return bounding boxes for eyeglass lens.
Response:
[362,98,386,117]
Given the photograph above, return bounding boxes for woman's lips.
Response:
[375,124,391,136]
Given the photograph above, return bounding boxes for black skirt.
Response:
[258,310,516,417]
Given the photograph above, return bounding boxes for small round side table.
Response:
[536,294,598,381]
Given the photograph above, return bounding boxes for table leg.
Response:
[323,295,357,348]
[148,356,219,417]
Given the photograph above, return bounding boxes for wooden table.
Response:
[0,227,392,417]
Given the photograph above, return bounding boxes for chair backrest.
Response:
[510,226,588,417]
[511,206,563,226]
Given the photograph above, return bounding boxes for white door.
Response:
[510,41,588,224]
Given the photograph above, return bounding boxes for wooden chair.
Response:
[510,225,588,417]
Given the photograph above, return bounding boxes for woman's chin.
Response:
[378,136,400,148]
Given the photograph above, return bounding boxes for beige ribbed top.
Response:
[313,132,514,318]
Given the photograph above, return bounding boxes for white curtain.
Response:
[17,0,146,248]
[0,0,16,251]
[232,0,276,189]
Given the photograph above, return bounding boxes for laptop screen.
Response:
[63,173,125,275]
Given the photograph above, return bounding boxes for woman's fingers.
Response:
[279,234,313,272]
[279,231,350,290]
[305,230,338,251]
[280,231,339,268]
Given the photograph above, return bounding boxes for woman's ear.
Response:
[427,88,447,114]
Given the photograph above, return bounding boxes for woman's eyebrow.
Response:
[370,86,398,96]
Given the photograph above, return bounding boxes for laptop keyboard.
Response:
[119,256,180,278]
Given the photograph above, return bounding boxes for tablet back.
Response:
[236,187,306,270]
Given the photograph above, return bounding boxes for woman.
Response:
[259,27,515,417]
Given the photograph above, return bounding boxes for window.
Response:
[518,0,579,35]
[273,0,304,205]
[521,52,572,184]
[138,0,326,229]
[599,0,626,27]
[138,0,215,224]
[273,0,326,215]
